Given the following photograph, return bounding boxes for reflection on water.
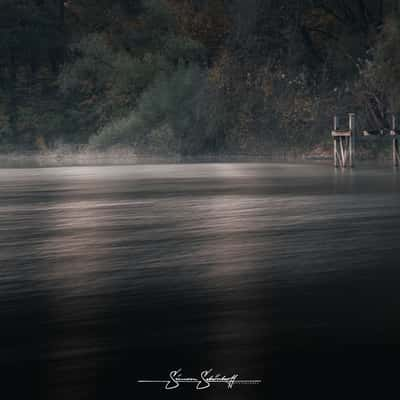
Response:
[1,163,400,399]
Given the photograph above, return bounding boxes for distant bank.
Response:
[0,145,394,168]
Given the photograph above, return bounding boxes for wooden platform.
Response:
[332,130,352,137]
[331,113,399,167]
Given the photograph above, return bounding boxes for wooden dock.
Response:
[332,114,355,168]
[331,113,399,168]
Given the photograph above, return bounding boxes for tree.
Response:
[0,0,64,145]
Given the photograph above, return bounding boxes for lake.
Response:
[1,163,400,399]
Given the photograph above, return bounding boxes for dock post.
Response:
[349,113,355,167]
[393,136,400,167]
[334,136,338,167]
[333,116,338,167]
[391,114,399,167]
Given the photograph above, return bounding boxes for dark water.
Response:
[1,163,400,399]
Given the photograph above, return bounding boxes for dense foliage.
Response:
[1,0,400,154]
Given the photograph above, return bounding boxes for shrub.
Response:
[89,113,146,149]
[90,64,223,154]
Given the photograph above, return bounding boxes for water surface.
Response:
[1,163,399,399]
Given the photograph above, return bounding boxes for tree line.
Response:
[1,0,400,155]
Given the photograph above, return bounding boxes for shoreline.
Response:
[0,150,394,169]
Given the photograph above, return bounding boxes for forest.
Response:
[1,0,400,156]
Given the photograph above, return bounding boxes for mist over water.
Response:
[1,163,400,399]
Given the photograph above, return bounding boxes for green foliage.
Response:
[58,34,171,141]
[142,0,175,32]
[57,0,206,147]
[59,34,113,95]
[163,35,206,64]
[359,16,400,111]
[0,126,14,152]
[2,0,400,156]
[110,52,170,97]
[351,14,400,132]
[59,33,172,99]
[90,113,145,149]
[91,65,222,154]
